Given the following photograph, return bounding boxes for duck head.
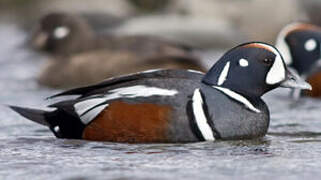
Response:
[31,12,95,56]
[203,42,311,99]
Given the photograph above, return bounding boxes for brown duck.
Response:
[31,12,205,88]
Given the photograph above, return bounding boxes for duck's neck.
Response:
[211,85,262,113]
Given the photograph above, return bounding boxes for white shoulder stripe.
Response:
[74,97,108,116]
[81,104,109,124]
[192,89,215,141]
[74,85,178,124]
[213,86,261,113]
[217,61,230,86]
[107,85,178,98]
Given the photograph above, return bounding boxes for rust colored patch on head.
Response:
[286,24,321,37]
[82,101,172,143]
[243,43,274,53]
[304,72,321,97]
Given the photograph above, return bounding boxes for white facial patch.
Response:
[275,23,302,65]
[192,89,215,141]
[53,26,70,39]
[239,58,249,67]
[54,126,60,133]
[304,39,317,51]
[257,43,286,85]
[74,85,178,124]
[217,61,230,86]
[213,86,261,113]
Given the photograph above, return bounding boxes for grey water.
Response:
[0,23,321,180]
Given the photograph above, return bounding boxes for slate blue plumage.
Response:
[10,42,311,143]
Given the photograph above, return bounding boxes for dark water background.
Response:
[0,23,321,180]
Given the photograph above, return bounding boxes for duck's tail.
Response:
[9,105,85,139]
[9,106,50,126]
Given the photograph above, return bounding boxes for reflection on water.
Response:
[0,23,321,180]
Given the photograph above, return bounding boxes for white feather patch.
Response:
[54,26,70,39]
[304,39,317,51]
[74,85,178,124]
[107,85,178,99]
[192,89,215,141]
[213,86,261,113]
[275,23,302,65]
[74,97,108,116]
[257,43,286,85]
[266,56,286,85]
[81,104,109,125]
[141,69,163,73]
[217,61,230,85]
[187,69,205,74]
[239,58,249,67]
[54,126,60,132]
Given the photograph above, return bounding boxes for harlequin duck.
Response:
[9,42,311,143]
[276,23,321,98]
[31,12,205,88]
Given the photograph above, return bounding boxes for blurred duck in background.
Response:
[276,23,321,98]
[30,12,205,88]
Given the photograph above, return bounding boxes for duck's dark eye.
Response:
[263,58,273,65]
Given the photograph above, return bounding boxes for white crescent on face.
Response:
[255,43,287,85]
[275,23,302,65]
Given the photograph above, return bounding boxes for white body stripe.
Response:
[213,86,261,113]
[217,61,230,85]
[74,85,178,124]
[81,104,109,124]
[192,89,215,141]
[187,69,205,74]
[107,85,178,99]
[257,43,286,85]
[141,69,163,73]
[74,97,108,116]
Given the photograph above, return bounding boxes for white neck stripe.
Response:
[192,89,215,141]
[213,86,261,113]
[217,61,230,85]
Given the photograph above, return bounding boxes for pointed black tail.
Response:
[9,105,86,139]
[9,106,50,126]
